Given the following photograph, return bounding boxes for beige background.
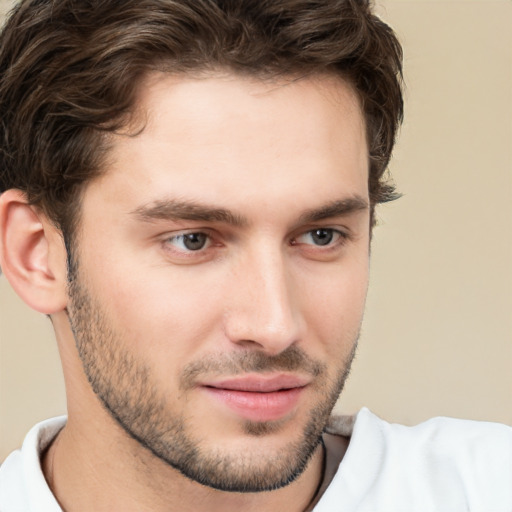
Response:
[1,0,511,462]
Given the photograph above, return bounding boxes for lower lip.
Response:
[202,386,305,422]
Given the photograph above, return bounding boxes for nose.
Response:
[223,244,303,355]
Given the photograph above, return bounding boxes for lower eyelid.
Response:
[295,229,346,245]
[164,232,212,251]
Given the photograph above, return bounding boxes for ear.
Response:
[0,189,68,314]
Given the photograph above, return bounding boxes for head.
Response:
[0,0,403,494]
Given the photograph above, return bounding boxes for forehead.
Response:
[88,72,368,220]
[131,71,366,149]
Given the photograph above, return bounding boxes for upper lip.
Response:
[201,374,311,392]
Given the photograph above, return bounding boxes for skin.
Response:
[1,72,370,511]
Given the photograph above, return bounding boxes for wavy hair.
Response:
[0,0,403,236]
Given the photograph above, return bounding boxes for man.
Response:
[0,1,510,511]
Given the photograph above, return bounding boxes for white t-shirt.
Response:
[1,408,511,511]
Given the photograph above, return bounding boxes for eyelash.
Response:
[163,227,349,256]
[291,228,348,248]
[165,232,212,252]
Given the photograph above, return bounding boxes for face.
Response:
[66,72,370,492]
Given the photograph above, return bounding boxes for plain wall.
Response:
[1,0,511,462]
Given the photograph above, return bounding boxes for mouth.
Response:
[200,374,309,422]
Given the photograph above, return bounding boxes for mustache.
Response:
[180,345,326,390]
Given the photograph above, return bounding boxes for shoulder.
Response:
[351,408,512,467]
[328,407,512,462]
[0,416,66,512]
[317,409,512,512]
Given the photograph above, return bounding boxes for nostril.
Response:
[234,339,266,350]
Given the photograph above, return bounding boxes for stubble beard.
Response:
[66,263,358,492]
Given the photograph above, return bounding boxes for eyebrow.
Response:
[130,195,368,227]
[299,196,369,223]
[130,199,248,227]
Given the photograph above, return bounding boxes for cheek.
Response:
[84,251,227,365]
[298,258,369,353]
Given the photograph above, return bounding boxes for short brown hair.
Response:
[0,0,403,237]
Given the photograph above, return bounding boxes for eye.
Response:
[294,228,344,247]
[166,232,210,252]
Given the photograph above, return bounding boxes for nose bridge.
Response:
[225,239,301,353]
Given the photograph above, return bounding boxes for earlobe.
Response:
[0,189,68,314]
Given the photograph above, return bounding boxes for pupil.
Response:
[312,229,333,246]
[184,233,207,250]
